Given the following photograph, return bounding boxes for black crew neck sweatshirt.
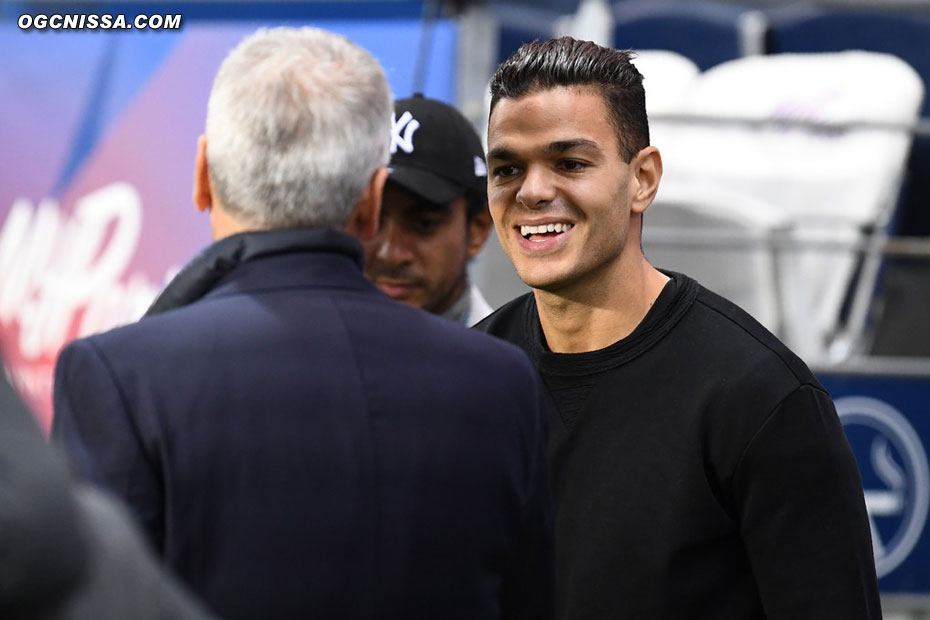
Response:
[475,271,880,620]
[534,276,685,431]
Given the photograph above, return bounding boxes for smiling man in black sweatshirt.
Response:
[476,36,880,620]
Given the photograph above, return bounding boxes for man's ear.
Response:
[345,166,388,241]
[193,135,213,213]
[466,203,493,260]
[630,146,663,215]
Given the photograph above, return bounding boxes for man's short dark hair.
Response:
[489,37,649,162]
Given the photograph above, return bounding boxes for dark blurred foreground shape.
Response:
[0,370,217,620]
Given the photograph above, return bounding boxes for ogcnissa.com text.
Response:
[18,13,182,31]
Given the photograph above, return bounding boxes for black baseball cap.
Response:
[388,94,488,205]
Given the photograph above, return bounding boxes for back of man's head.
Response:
[489,37,649,162]
[205,27,392,230]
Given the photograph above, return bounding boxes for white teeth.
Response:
[519,222,574,238]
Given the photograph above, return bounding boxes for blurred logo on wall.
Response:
[837,396,930,578]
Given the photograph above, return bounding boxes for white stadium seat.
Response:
[655,51,924,361]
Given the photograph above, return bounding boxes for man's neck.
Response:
[210,203,261,240]
[440,278,472,325]
[534,257,669,354]
[429,271,467,316]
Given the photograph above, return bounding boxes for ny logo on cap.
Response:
[390,111,420,154]
[474,156,487,177]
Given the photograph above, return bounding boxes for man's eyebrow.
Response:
[487,139,602,161]
[545,139,601,154]
[486,147,516,162]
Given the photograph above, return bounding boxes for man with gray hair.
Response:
[52,27,554,620]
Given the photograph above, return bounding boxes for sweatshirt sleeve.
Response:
[732,384,881,619]
[52,338,166,552]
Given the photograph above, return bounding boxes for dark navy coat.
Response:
[52,229,554,620]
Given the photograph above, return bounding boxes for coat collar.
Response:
[145,228,364,317]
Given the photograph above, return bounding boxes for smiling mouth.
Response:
[518,222,574,242]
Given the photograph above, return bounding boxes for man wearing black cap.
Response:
[364,94,494,326]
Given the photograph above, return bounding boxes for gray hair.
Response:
[205,27,392,229]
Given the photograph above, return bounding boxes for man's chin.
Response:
[514,266,572,293]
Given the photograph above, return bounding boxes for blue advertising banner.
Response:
[819,372,930,594]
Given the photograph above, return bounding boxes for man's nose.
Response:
[373,219,415,265]
[515,166,556,209]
